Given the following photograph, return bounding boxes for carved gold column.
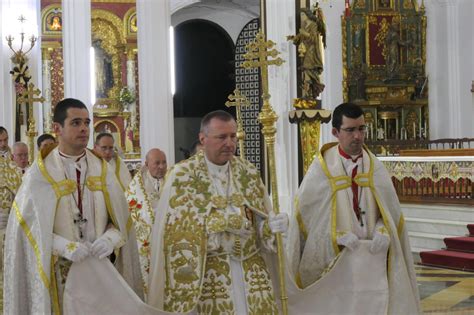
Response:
[289,109,332,175]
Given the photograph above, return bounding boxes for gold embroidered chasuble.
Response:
[287,143,421,314]
[127,167,160,294]
[4,148,143,314]
[0,156,22,213]
[148,152,278,314]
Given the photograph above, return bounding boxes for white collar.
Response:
[204,154,229,175]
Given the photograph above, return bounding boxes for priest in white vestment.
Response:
[4,99,143,314]
[147,111,288,314]
[94,132,132,191]
[127,148,167,294]
[286,103,421,314]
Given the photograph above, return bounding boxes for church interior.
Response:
[0,0,472,313]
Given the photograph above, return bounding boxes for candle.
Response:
[413,122,416,139]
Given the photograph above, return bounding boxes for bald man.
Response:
[12,142,29,174]
[126,148,167,295]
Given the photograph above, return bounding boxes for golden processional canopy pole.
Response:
[225,88,250,160]
[242,29,288,315]
[17,83,45,163]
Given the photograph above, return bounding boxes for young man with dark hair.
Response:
[94,132,132,191]
[5,98,143,314]
[147,110,288,314]
[286,102,420,314]
[37,133,56,150]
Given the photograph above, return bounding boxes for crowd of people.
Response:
[0,98,420,314]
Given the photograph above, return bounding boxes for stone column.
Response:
[265,0,299,212]
[62,0,93,146]
[136,0,175,162]
[42,48,53,134]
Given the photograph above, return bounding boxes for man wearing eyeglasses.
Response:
[287,103,420,314]
[94,132,132,191]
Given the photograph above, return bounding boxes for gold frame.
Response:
[123,8,137,38]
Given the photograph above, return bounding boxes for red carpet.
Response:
[443,237,474,253]
[420,250,474,271]
[420,224,474,271]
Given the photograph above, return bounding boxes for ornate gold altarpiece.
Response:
[343,0,428,154]
[41,3,140,161]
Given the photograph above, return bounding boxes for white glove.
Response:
[268,213,289,234]
[53,234,90,263]
[0,211,9,230]
[337,232,360,251]
[91,228,124,259]
[370,231,390,254]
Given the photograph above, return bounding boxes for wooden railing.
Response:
[366,138,474,156]
[380,156,474,205]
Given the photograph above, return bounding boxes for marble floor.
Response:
[417,265,474,314]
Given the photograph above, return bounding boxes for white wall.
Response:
[171,0,259,43]
[425,0,474,139]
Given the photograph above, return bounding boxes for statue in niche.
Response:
[384,22,410,79]
[287,4,326,99]
[93,39,113,99]
[351,63,367,101]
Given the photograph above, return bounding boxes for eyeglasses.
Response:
[339,125,367,133]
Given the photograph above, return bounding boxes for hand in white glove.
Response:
[91,228,124,259]
[337,232,360,251]
[0,211,9,230]
[370,231,390,254]
[91,236,114,259]
[53,234,90,263]
[268,213,289,234]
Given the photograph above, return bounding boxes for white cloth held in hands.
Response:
[369,230,390,254]
[337,232,360,251]
[53,234,90,263]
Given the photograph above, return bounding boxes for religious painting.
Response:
[42,6,62,35]
[376,0,394,10]
[92,39,114,99]
[366,14,401,67]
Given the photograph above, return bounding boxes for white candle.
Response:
[413,122,416,139]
